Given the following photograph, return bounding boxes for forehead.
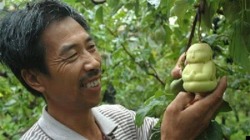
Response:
[41,17,89,52]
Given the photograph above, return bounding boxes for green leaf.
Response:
[135,97,162,127]
[230,21,250,73]
[187,0,195,4]
[95,6,103,23]
[201,0,218,29]
[217,100,232,113]
[2,0,250,139]
[134,0,139,17]
[107,0,119,7]
[64,0,77,3]
[5,99,16,106]
[196,120,223,140]
[242,10,250,52]
[170,0,189,19]
[107,0,122,15]
[222,0,241,22]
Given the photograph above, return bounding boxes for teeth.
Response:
[85,79,100,88]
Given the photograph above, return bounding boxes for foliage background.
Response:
[0,0,249,139]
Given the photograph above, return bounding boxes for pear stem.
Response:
[186,0,206,51]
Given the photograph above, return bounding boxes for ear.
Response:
[21,69,45,94]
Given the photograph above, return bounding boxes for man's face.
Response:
[40,17,102,110]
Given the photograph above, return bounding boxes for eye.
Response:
[66,53,78,60]
[87,44,96,53]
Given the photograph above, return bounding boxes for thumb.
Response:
[207,76,227,104]
[200,76,227,114]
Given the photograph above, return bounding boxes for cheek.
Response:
[48,63,79,85]
[94,52,102,64]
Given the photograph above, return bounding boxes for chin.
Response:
[88,97,102,108]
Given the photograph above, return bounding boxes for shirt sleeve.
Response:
[114,105,159,140]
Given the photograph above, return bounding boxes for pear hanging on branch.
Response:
[169,43,218,94]
[182,43,217,93]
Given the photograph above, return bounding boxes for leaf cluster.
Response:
[0,0,249,139]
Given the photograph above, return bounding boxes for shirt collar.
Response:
[91,107,117,135]
[38,106,117,140]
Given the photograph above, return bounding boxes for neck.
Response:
[46,104,103,140]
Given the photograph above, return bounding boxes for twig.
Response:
[185,0,206,51]
[198,0,206,42]
[186,10,198,52]
[147,63,165,86]
[105,26,165,86]
[121,43,165,86]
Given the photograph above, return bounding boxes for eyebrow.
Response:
[59,36,93,56]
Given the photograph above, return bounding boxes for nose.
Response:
[83,52,101,71]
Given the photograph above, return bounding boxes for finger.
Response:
[171,53,186,79]
[185,94,204,108]
[190,76,227,115]
[171,67,182,79]
[170,92,195,111]
[204,76,227,110]
[177,53,186,67]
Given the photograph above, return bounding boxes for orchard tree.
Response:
[0,0,249,139]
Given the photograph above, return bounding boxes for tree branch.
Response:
[105,26,165,86]
[186,0,206,51]
[186,8,198,52]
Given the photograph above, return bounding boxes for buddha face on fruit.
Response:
[186,43,213,63]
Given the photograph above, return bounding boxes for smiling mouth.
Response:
[81,79,100,88]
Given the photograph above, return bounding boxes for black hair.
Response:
[0,0,89,97]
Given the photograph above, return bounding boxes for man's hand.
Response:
[161,54,227,140]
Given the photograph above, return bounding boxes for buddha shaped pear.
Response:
[182,43,217,93]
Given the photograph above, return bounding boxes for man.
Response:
[0,0,227,140]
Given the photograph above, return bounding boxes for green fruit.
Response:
[182,43,217,93]
[186,43,213,63]
[183,80,217,93]
[170,78,185,94]
[152,25,166,44]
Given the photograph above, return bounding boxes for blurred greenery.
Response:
[0,0,249,139]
